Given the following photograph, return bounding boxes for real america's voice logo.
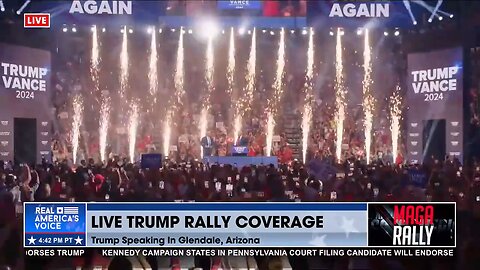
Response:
[24,203,87,247]
[368,203,455,247]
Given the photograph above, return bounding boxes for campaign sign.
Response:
[24,203,87,247]
[368,203,455,247]
[141,153,162,169]
[408,169,428,188]
[217,0,262,10]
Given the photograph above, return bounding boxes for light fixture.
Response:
[120,28,124,33]
[188,29,193,34]
[147,27,152,34]
[383,31,389,36]
[428,18,433,23]
[301,29,308,35]
[72,26,77,33]
[62,27,68,33]
[356,28,363,35]
[439,16,443,21]
[247,30,252,35]
[199,19,219,38]
[413,21,418,25]
[450,14,454,18]
[329,31,334,36]
[238,27,246,35]
[0,1,5,12]
[270,30,275,35]
[158,28,163,33]
[394,30,400,36]
[290,30,295,34]
[102,27,106,33]
[16,0,31,15]
[171,28,176,32]
[128,28,133,34]
[262,29,267,33]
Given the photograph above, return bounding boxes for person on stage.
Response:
[235,131,249,147]
[201,130,215,157]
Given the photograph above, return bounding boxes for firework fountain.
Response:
[226,28,237,139]
[120,26,129,99]
[163,28,185,157]
[99,96,110,163]
[234,28,256,142]
[71,95,83,164]
[199,34,215,157]
[334,28,346,162]
[390,85,403,162]
[148,27,158,104]
[266,28,286,157]
[90,25,108,162]
[301,28,315,163]
[90,25,100,96]
[362,28,375,164]
[128,102,139,163]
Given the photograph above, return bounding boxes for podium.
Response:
[231,146,248,156]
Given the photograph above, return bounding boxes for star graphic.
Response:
[340,216,359,238]
[309,234,327,246]
[74,236,83,245]
[27,236,36,245]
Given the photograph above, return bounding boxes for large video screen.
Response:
[0,43,52,163]
[406,47,463,163]
[161,0,307,17]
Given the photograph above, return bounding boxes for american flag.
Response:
[57,206,79,215]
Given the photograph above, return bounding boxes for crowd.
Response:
[1,155,480,269]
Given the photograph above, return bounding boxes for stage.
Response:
[202,156,278,168]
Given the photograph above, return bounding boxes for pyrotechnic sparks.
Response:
[234,28,256,141]
[162,29,184,158]
[362,28,375,164]
[120,26,129,99]
[90,25,100,96]
[266,28,285,156]
[99,96,110,163]
[162,112,172,157]
[227,27,236,138]
[71,95,83,164]
[390,85,403,163]
[302,28,315,163]
[128,102,139,163]
[148,26,158,103]
[227,27,235,99]
[334,28,346,162]
[174,27,185,105]
[199,34,215,157]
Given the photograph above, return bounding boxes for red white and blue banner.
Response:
[25,202,455,248]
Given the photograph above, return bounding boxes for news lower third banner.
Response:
[24,203,455,248]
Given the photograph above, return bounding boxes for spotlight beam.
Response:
[429,0,443,20]
[16,0,31,14]
[404,0,449,24]
[0,1,5,12]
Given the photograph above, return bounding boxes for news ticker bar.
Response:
[25,248,456,258]
[24,202,456,248]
